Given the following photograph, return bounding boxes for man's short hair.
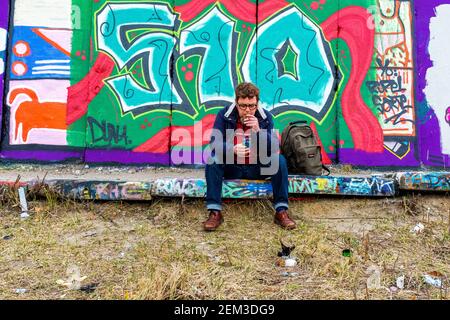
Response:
[235,82,260,102]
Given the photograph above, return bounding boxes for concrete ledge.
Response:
[396,172,450,191]
[0,174,398,201]
[48,180,153,201]
[151,175,397,198]
[4,169,450,201]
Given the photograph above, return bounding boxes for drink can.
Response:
[244,135,251,148]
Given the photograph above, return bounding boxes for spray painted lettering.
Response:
[87,117,131,146]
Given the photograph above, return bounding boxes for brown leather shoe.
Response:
[274,210,296,230]
[203,210,223,231]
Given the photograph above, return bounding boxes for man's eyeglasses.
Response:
[237,103,258,110]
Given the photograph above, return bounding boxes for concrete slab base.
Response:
[1,169,449,201]
[0,174,397,201]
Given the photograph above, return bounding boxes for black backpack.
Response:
[281,120,330,176]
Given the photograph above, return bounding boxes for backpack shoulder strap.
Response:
[281,124,299,151]
[317,145,331,176]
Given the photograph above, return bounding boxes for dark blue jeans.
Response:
[205,154,289,211]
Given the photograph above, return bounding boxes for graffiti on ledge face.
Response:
[52,176,394,200]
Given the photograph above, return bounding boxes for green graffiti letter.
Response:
[242,6,337,121]
[96,3,180,114]
[179,7,237,108]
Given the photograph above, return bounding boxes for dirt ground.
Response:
[0,193,449,300]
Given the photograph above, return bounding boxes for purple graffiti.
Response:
[415,0,450,167]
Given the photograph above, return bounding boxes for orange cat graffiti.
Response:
[8,88,68,142]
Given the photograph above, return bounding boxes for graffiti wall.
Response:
[2,0,83,161]
[0,0,449,169]
[0,0,9,136]
[416,0,450,168]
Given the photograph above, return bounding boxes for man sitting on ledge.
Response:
[204,82,296,231]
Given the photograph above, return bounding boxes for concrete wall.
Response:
[1,0,449,168]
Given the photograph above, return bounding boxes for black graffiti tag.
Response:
[87,117,132,146]
[366,59,413,126]
[366,75,406,95]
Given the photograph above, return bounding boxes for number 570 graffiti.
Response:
[93,2,337,120]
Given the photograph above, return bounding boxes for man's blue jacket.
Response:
[208,103,278,164]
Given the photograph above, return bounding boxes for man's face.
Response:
[236,96,258,119]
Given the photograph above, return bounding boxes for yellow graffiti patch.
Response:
[316,178,328,190]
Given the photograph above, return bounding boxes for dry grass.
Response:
[0,191,449,300]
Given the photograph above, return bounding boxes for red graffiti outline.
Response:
[310,121,332,165]
[67,52,115,125]
[321,6,384,153]
[134,114,216,153]
[175,0,288,23]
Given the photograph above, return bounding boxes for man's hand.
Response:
[234,143,250,157]
[243,115,260,132]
